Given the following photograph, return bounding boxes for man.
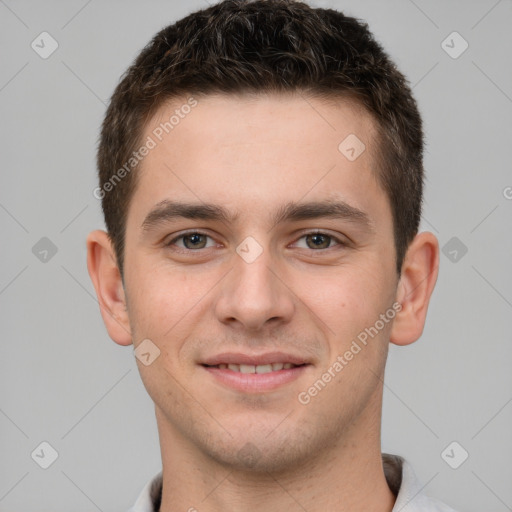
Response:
[86,1,456,510]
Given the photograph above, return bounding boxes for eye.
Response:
[164,230,346,252]
[293,231,345,250]
[165,231,216,250]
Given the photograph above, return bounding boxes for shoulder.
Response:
[126,471,163,512]
[385,454,459,512]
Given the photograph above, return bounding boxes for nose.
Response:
[214,244,295,332]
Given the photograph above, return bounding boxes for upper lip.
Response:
[201,352,310,366]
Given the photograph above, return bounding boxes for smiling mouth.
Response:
[200,353,311,392]
[203,362,304,373]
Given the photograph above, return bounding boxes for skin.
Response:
[87,92,439,512]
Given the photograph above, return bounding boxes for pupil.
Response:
[309,234,329,249]
[185,234,205,249]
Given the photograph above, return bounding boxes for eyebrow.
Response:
[141,199,375,233]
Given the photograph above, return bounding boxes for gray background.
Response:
[1,0,511,510]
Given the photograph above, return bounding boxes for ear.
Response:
[86,229,132,346]
[390,231,439,346]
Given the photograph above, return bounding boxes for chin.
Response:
[208,441,309,474]
[191,417,332,475]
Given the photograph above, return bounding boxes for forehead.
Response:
[145,92,377,165]
[128,92,389,230]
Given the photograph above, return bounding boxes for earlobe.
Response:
[86,230,132,346]
[390,231,439,346]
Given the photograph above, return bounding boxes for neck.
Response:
[156,392,396,512]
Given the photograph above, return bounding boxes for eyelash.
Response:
[164,230,347,252]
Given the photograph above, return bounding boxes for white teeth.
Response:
[216,363,298,373]
[240,364,256,374]
[255,364,273,374]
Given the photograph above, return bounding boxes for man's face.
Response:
[122,93,399,471]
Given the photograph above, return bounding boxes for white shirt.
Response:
[127,454,457,512]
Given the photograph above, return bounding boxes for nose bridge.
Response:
[235,247,276,299]
[215,237,294,330]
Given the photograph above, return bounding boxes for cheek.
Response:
[125,260,197,341]
[296,264,389,333]
[293,265,395,378]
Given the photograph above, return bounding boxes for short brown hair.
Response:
[97,0,424,279]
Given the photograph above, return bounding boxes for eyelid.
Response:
[164,229,217,248]
[289,229,348,249]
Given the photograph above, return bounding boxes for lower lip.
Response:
[202,365,309,392]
